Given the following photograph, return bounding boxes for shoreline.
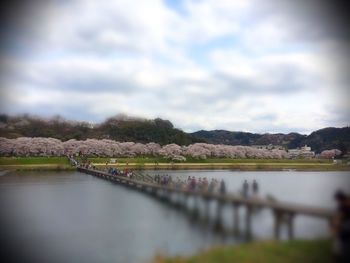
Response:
[1,162,349,171]
[0,164,75,171]
[154,239,332,263]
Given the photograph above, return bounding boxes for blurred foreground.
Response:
[154,239,332,263]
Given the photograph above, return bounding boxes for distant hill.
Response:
[191,130,305,147]
[191,130,305,149]
[0,114,349,153]
[191,127,350,153]
[98,116,203,145]
[0,114,202,145]
[190,130,262,145]
[300,127,350,154]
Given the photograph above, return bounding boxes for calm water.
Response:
[0,170,349,263]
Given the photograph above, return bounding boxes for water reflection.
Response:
[0,170,349,263]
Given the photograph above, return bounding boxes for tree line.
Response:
[0,137,341,160]
[0,114,348,153]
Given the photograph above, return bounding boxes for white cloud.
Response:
[1,0,348,134]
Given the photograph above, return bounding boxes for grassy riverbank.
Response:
[0,157,73,170]
[154,239,333,263]
[0,156,348,171]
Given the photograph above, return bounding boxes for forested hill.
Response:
[0,114,349,153]
[0,114,203,145]
[191,130,305,148]
[300,127,350,154]
[191,127,350,153]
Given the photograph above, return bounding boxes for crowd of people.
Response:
[107,167,134,178]
[74,156,261,197]
[152,174,261,197]
[78,160,96,170]
[76,158,260,198]
[153,174,227,194]
[242,179,259,197]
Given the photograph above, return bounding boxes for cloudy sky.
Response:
[0,0,349,134]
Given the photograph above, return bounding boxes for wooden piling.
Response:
[273,210,283,239]
[182,193,188,209]
[192,196,200,218]
[287,213,295,240]
[233,203,240,234]
[245,205,252,239]
[214,200,223,231]
[204,198,210,220]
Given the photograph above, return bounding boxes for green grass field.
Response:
[0,156,333,165]
[0,157,73,171]
[154,239,333,263]
[0,156,70,165]
[0,156,347,171]
[86,156,332,164]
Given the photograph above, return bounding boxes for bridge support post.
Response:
[161,189,167,201]
[233,203,240,235]
[167,191,172,203]
[184,194,188,209]
[214,201,223,231]
[179,193,186,210]
[159,189,164,200]
[245,205,252,239]
[192,196,199,218]
[151,187,156,196]
[204,198,210,221]
[164,190,171,203]
[287,213,295,240]
[273,210,283,240]
[173,192,180,208]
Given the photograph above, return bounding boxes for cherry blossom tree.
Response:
[319,149,342,159]
[0,137,290,159]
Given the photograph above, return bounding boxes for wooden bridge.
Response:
[77,166,335,240]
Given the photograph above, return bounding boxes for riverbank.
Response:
[0,164,75,171]
[94,162,349,171]
[0,157,74,171]
[0,157,348,171]
[154,239,333,263]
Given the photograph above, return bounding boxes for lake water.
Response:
[0,170,349,263]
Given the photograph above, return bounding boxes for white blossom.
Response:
[319,149,342,159]
[0,137,291,159]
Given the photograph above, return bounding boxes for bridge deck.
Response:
[78,167,335,220]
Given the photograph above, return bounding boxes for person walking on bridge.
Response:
[203,177,209,191]
[208,179,215,193]
[243,180,249,198]
[252,179,259,196]
[189,176,196,191]
[219,179,226,195]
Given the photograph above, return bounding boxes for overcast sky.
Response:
[0,0,349,134]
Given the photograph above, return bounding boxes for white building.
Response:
[288,145,315,159]
[251,144,285,150]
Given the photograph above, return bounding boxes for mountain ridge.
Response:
[0,114,348,153]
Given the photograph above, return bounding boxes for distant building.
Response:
[342,153,350,159]
[301,145,311,151]
[288,145,315,159]
[333,159,342,164]
[251,144,285,150]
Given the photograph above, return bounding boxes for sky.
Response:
[0,0,349,134]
